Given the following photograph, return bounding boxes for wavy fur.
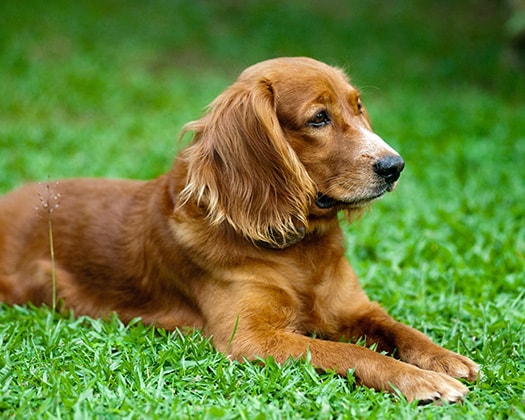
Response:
[179,77,316,248]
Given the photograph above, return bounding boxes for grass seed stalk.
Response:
[37,181,60,311]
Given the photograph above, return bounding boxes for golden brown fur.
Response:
[0,57,479,402]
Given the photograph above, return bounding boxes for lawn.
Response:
[1,0,524,418]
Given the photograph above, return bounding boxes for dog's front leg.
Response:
[336,301,480,383]
[214,318,473,403]
[316,258,480,384]
[202,284,474,403]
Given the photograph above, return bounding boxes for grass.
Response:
[1,0,524,418]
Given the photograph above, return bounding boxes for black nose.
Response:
[374,155,405,183]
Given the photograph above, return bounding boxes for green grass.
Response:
[1,0,524,418]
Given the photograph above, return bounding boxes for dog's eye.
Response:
[309,111,331,128]
[357,98,364,114]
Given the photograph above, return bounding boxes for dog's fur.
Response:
[0,57,479,402]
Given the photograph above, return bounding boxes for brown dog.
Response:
[0,57,478,402]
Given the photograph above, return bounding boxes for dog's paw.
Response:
[418,349,480,382]
[393,366,470,404]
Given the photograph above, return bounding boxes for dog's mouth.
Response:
[314,194,341,209]
[315,189,390,210]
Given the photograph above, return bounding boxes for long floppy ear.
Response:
[179,78,316,248]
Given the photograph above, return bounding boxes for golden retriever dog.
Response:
[0,57,478,402]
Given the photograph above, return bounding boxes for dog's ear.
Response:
[179,78,316,248]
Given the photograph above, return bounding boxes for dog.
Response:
[0,57,479,402]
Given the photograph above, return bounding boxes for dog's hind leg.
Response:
[0,259,73,308]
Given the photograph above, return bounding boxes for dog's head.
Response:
[180,57,404,248]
